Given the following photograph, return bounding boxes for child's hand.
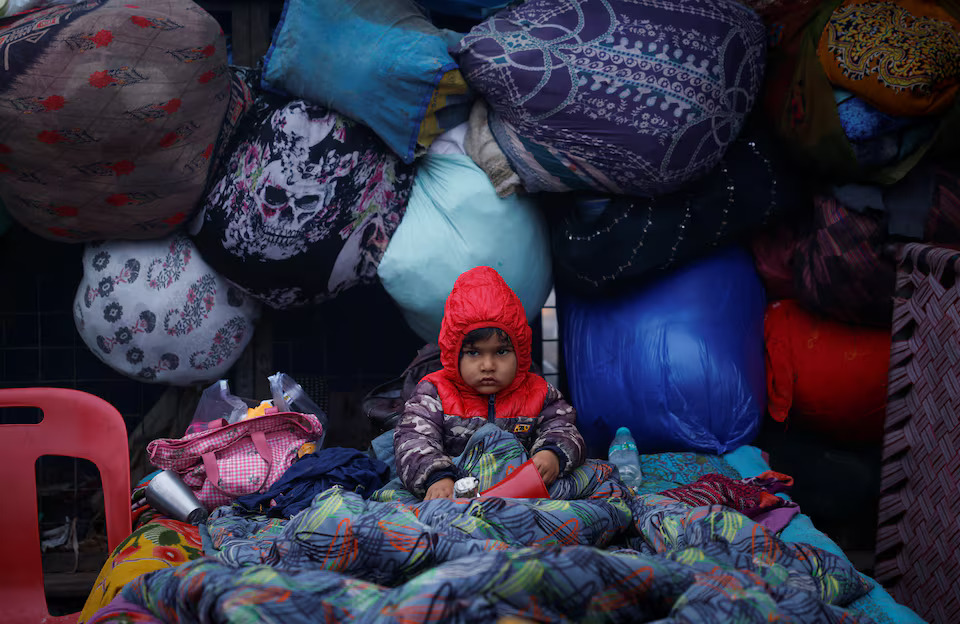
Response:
[425,478,455,500]
[532,451,560,486]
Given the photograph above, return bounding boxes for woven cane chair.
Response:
[875,243,960,623]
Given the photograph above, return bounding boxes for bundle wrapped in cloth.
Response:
[457,0,767,196]
[759,0,960,184]
[552,122,805,295]
[191,97,416,310]
[72,234,261,386]
[0,0,231,241]
[377,153,552,342]
[764,300,890,444]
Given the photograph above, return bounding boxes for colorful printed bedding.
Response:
[373,424,629,504]
[78,518,204,621]
[88,495,873,623]
[723,446,924,624]
[83,434,921,622]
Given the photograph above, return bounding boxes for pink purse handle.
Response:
[201,429,273,492]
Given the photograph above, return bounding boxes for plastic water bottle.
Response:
[608,427,643,487]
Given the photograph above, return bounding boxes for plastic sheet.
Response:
[559,248,766,455]
[187,381,249,434]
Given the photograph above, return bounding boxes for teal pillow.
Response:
[377,154,552,342]
[262,0,464,163]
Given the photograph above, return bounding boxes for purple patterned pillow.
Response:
[457,0,766,196]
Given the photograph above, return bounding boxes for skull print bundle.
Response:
[190,98,417,309]
[73,235,261,386]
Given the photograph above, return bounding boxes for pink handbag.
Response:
[147,408,323,510]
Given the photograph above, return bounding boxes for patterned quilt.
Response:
[372,423,631,504]
[86,428,875,623]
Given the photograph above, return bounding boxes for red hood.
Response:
[425,266,546,418]
[438,266,533,390]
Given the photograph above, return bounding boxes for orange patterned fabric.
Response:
[818,0,960,116]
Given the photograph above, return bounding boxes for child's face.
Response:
[458,334,518,395]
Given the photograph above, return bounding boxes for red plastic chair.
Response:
[0,388,132,623]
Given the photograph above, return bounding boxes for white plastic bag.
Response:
[269,372,328,448]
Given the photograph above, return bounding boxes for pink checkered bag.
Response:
[147,409,323,511]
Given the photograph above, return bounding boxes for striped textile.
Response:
[658,472,790,518]
[796,195,897,327]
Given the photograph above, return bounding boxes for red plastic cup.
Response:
[479,459,550,499]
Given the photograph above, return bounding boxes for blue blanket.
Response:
[371,424,632,503]
[91,489,874,622]
[87,430,877,623]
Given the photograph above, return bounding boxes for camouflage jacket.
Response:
[394,379,585,497]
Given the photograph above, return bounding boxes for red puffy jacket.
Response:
[394,266,585,496]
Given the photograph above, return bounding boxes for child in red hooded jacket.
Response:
[394,266,585,500]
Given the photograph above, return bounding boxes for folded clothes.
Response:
[658,471,800,533]
[834,89,919,142]
[235,447,390,518]
[834,88,941,170]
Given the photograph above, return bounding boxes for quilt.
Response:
[87,491,873,622]
[85,429,876,623]
[371,424,630,504]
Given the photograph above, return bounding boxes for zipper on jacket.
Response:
[488,394,495,422]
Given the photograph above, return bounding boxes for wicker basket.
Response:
[875,243,960,623]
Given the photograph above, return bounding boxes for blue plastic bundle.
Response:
[559,248,766,456]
